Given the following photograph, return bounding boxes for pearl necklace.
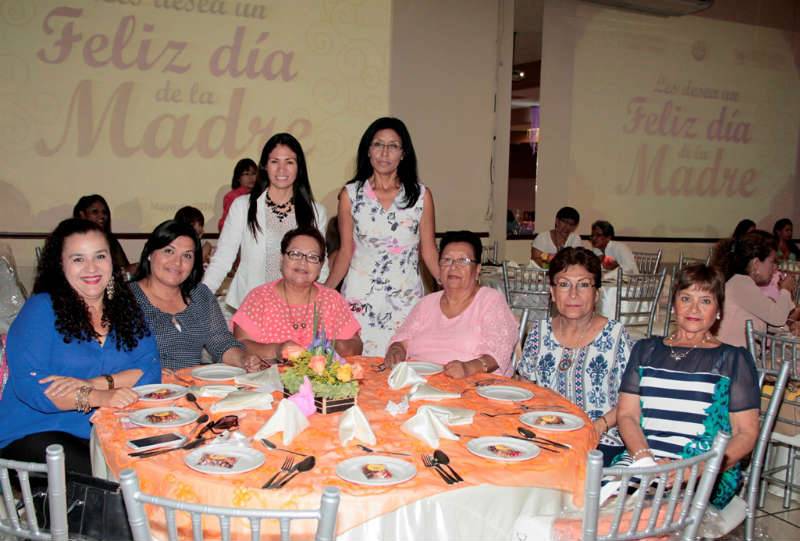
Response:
[665,333,710,362]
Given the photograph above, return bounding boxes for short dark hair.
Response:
[439,230,482,262]
[548,247,602,288]
[134,220,204,302]
[555,206,580,224]
[673,263,725,308]
[592,220,615,238]
[174,206,205,227]
[280,227,326,263]
[714,230,776,280]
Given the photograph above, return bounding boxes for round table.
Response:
[92,357,598,540]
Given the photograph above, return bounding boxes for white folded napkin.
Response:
[254,399,309,445]
[385,395,410,416]
[190,385,237,398]
[338,405,377,446]
[506,260,520,268]
[235,365,283,393]
[401,406,459,448]
[210,390,274,413]
[408,383,461,401]
[388,362,427,390]
[416,404,474,425]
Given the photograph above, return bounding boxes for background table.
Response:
[92,357,598,540]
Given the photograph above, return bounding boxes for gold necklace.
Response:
[665,333,710,361]
[282,280,312,330]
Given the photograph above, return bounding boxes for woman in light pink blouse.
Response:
[715,230,799,347]
[386,230,518,378]
[232,228,362,362]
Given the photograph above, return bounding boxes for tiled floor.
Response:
[720,493,800,540]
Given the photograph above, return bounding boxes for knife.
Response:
[501,434,561,452]
[129,437,207,458]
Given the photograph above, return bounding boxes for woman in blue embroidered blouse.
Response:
[517,247,632,465]
[617,264,760,508]
[0,219,160,474]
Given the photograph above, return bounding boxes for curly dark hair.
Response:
[33,218,149,351]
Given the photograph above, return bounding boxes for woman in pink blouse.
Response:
[385,230,518,378]
[716,230,799,347]
[232,228,362,361]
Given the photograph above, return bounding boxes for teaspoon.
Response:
[433,449,464,482]
[185,393,204,412]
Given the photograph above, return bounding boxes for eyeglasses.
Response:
[370,141,402,154]
[554,280,595,291]
[439,257,477,267]
[197,415,239,437]
[284,250,322,265]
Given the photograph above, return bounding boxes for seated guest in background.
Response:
[774,218,799,264]
[385,230,518,378]
[517,247,632,465]
[131,220,261,371]
[617,264,759,509]
[232,228,362,360]
[0,219,160,473]
[175,206,213,266]
[73,194,131,272]
[589,220,638,274]
[731,218,756,241]
[715,230,798,347]
[531,206,583,267]
[218,158,258,232]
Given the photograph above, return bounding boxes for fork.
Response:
[421,455,456,484]
[262,456,294,489]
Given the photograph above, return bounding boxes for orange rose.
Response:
[281,343,306,361]
[336,363,353,382]
[351,363,365,380]
[309,355,327,375]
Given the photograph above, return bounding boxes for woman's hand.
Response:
[384,342,407,368]
[93,388,140,409]
[243,354,265,373]
[779,272,796,293]
[592,418,607,438]
[280,341,304,360]
[40,376,90,399]
[444,360,469,379]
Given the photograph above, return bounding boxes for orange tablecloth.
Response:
[92,357,598,540]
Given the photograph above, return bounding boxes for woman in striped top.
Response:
[617,264,760,509]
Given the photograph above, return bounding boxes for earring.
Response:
[716,313,721,320]
[106,275,115,300]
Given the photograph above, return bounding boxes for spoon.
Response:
[517,427,571,450]
[185,393,204,412]
[433,450,464,482]
[260,438,309,457]
[273,456,316,489]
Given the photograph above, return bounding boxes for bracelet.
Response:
[599,415,609,432]
[103,374,114,390]
[632,448,654,462]
[75,386,93,413]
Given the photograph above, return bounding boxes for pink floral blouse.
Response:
[232,280,360,347]
[390,287,518,376]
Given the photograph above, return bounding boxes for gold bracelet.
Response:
[599,415,609,432]
[74,386,93,413]
[103,374,114,390]
[632,448,654,462]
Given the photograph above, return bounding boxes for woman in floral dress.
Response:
[325,118,439,356]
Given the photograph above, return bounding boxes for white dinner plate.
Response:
[519,411,585,432]
[467,436,540,462]
[476,385,534,402]
[335,456,417,486]
[128,407,199,428]
[185,444,264,476]
[191,365,246,381]
[407,361,444,376]
[133,384,187,403]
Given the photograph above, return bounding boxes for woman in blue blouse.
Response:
[0,219,160,474]
[517,247,633,465]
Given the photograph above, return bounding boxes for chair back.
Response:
[501,262,551,321]
[614,268,666,338]
[0,445,68,541]
[632,250,662,275]
[119,468,340,541]
[582,432,730,541]
[510,308,533,372]
[0,334,7,399]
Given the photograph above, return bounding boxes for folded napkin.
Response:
[401,406,459,448]
[388,362,426,390]
[386,395,410,416]
[210,390,274,413]
[338,405,376,446]
[408,383,461,401]
[416,404,475,425]
[190,385,237,398]
[254,398,309,445]
[234,365,283,393]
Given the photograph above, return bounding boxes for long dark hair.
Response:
[247,133,317,237]
[348,117,421,209]
[231,158,257,189]
[72,194,112,233]
[134,220,204,303]
[732,219,755,241]
[773,218,800,258]
[33,219,149,351]
[714,230,776,280]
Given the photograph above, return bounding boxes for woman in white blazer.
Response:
[203,133,327,309]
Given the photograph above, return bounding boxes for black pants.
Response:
[1,431,92,476]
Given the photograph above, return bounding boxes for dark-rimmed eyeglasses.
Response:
[284,250,322,265]
[198,415,239,437]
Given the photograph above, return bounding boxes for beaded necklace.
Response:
[266,189,294,222]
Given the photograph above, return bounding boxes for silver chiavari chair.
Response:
[615,268,666,339]
[632,250,662,275]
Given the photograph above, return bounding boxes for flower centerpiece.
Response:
[280,306,364,414]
